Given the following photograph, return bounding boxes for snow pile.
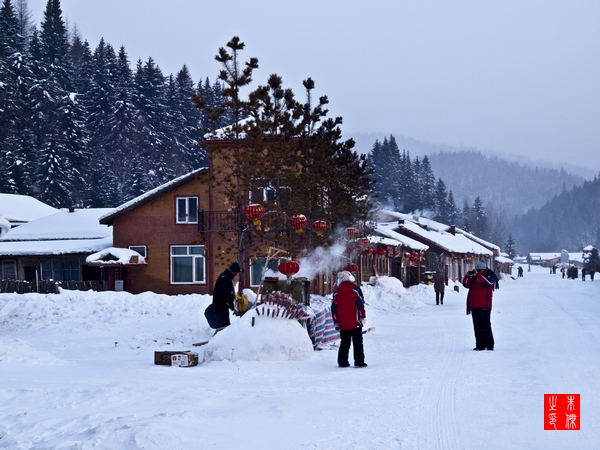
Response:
[362,275,427,311]
[203,308,314,362]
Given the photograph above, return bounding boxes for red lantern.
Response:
[245,204,265,220]
[311,220,328,237]
[344,263,359,273]
[278,260,300,283]
[376,247,386,256]
[357,237,370,248]
[245,204,265,228]
[289,215,307,233]
[345,227,359,240]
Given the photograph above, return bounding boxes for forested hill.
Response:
[427,151,584,216]
[511,176,600,253]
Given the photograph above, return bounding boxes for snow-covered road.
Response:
[1,265,598,449]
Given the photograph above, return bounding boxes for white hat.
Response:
[337,271,352,283]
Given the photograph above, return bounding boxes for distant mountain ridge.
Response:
[350,132,597,181]
[351,132,589,217]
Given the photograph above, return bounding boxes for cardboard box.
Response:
[154,350,199,367]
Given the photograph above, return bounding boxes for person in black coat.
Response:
[212,262,242,330]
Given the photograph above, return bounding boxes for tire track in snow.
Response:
[416,307,464,450]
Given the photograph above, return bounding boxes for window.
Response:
[171,245,205,284]
[1,260,17,280]
[176,197,198,224]
[249,183,290,209]
[250,257,286,286]
[129,246,147,258]
[39,261,80,281]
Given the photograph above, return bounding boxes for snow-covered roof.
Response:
[495,255,513,264]
[0,208,113,256]
[100,167,208,225]
[396,220,493,255]
[380,209,500,253]
[371,223,429,251]
[454,227,500,253]
[0,193,59,224]
[0,236,113,256]
[86,247,146,266]
[0,215,9,238]
[528,253,561,261]
[203,117,253,140]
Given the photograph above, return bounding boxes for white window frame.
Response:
[170,245,206,284]
[176,197,198,224]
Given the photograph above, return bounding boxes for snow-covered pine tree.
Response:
[505,233,517,259]
[400,151,418,213]
[461,201,472,232]
[0,0,26,192]
[434,178,449,223]
[367,139,385,202]
[419,155,437,212]
[33,0,87,207]
[447,190,459,225]
[472,196,487,237]
[130,57,170,192]
[584,247,599,273]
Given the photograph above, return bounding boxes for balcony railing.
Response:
[197,209,288,235]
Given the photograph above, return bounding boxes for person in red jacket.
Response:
[332,271,367,368]
[463,259,498,351]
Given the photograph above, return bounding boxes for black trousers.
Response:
[471,308,494,350]
[338,328,365,366]
[436,291,444,304]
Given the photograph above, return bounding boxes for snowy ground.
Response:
[1,265,598,449]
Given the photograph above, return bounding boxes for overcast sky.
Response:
[28,0,600,172]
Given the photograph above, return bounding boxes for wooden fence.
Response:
[0,280,109,294]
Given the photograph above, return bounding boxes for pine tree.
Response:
[194,37,373,260]
[130,57,170,193]
[505,233,517,259]
[447,190,459,225]
[461,201,472,232]
[419,155,437,212]
[192,36,260,265]
[367,135,400,207]
[39,0,70,86]
[32,0,84,207]
[584,247,599,273]
[0,0,26,192]
[396,149,417,213]
[434,178,449,223]
[472,196,487,237]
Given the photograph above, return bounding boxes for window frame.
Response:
[1,260,17,280]
[249,257,287,287]
[170,245,206,284]
[175,197,199,224]
[129,245,147,258]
